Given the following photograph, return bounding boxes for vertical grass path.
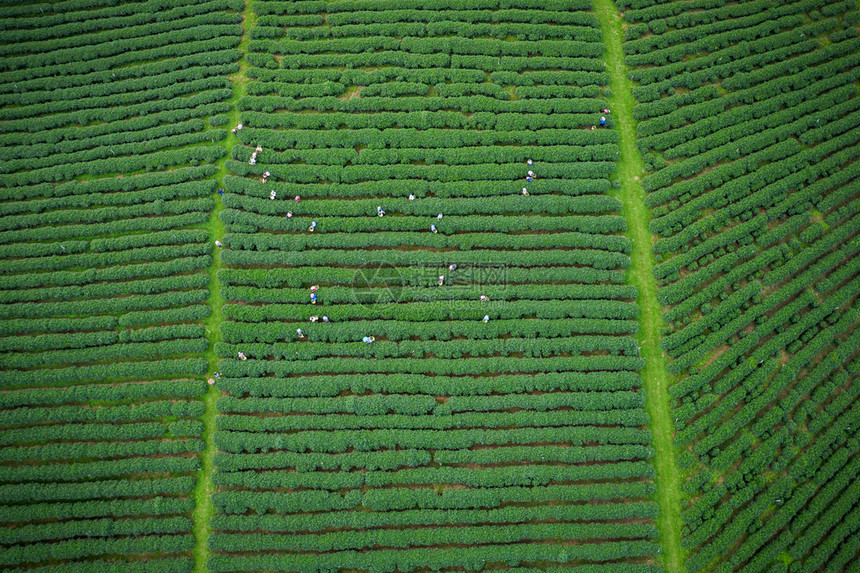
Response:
[191,1,255,571]
[593,0,687,571]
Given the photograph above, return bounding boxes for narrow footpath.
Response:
[592,1,687,571]
[191,1,256,571]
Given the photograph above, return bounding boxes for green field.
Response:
[0,1,857,572]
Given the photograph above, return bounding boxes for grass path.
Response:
[593,1,687,572]
[191,2,255,571]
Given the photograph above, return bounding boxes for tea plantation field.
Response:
[0,0,242,571]
[0,1,856,572]
[617,0,860,572]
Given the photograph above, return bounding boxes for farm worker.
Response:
[237,123,243,130]
[249,157,256,165]
[286,211,293,218]
[238,352,247,360]
[522,188,529,196]
[377,206,385,217]
[270,190,277,200]
[310,285,318,292]
[527,159,533,166]
[264,171,270,178]
[214,372,220,378]
[231,128,237,135]
[526,176,532,182]
[295,195,301,202]
[603,109,610,114]
[431,224,438,234]
[438,275,445,286]
[600,116,606,126]
[437,213,443,220]
[480,295,488,302]
[218,188,224,195]
[297,328,304,338]
[408,194,415,201]
[449,264,456,271]
[262,177,268,183]
[363,336,375,343]
[208,378,215,385]
[310,292,317,304]
[309,221,316,232]
[322,316,329,322]
[528,170,534,177]
[482,315,490,323]
[256,145,262,153]
[215,240,222,248]
[309,316,318,322]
